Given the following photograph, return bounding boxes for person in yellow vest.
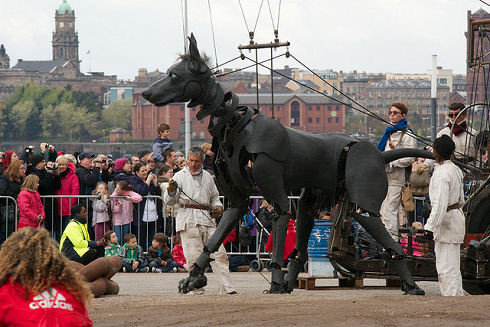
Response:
[60,204,105,265]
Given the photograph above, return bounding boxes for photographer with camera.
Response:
[75,153,101,239]
[94,154,113,184]
[39,143,58,163]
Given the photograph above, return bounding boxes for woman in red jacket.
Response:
[0,228,93,326]
[17,174,45,230]
[55,155,80,233]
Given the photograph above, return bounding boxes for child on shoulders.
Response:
[147,233,180,273]
[120,233,149,273]
[103,230,121,257]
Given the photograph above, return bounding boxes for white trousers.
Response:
[380,184,403,241]
[180,225,236,294]
[434,242,464,296]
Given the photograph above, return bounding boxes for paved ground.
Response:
[89,272,490,326]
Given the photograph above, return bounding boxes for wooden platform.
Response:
[295,276,402,290]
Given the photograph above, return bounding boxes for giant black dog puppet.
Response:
[143,34,431,295]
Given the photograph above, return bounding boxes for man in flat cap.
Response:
[424,135,465,296]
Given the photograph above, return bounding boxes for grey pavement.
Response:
[111,272,444,296]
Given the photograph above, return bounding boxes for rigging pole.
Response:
[183,0,191,157]
[430,55,437,141]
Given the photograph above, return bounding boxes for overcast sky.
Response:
[0,0,488,80]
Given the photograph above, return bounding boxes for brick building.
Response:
[131,92,346,142]
[467,9,490,104]
[359,79,450,130]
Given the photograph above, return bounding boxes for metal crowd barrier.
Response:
[0,196,18,244]
[1,193,301,266]
[38,194,172,250]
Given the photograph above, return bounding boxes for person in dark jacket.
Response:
[113,158,133,183]
[25,153,61,237]
[75,153,100,196]
[0,160,25,243]
[129,163,161,249]
[146,232,180,272]
[75,153,100,239]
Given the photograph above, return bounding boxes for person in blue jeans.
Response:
[147,233,180,273]
[120,233,149,272]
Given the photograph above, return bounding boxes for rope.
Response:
[210,55,242,72]
[237,0,251,35]
[207,0,219,68]
[253,0,265,35]
[266,0,276,32]
[276,0,282,32]
[241,53,432,147]
[215,52,287,77]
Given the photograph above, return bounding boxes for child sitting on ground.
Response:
[103,230,121,257]
[171,234,188,271]
[120,233,149,273]
[147,233,180,273]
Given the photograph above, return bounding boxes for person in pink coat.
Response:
[55,156,80,236]
[111,181,142,245]
[17,175,45,230]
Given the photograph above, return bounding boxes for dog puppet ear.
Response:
[188,33,201,70]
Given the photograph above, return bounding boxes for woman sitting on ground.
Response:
[0,228,93,326]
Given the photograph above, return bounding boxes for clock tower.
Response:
[52,0,79,72]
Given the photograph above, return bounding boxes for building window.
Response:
[316,105,320,111]
[328,118,332,123]
[308,118,312,123]
[335,118,339,123]
[328,106,331,111]
[59,48,63,57]
[277,106,281,111]
[308,106,312,111]
[200,131,204,138]
[335,105,340,110]
[316,118,320,123]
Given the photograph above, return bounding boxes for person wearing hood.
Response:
[424,135,465,296]
[0,150,19,174]
[152,123,173,169]
[437,103,477,163]
[59,204,105,265]
[54,155,80,238]
[113,158,133,183]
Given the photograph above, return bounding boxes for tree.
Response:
[41,103,100,140]
[9,100,37,138]
[101,99,132,131]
